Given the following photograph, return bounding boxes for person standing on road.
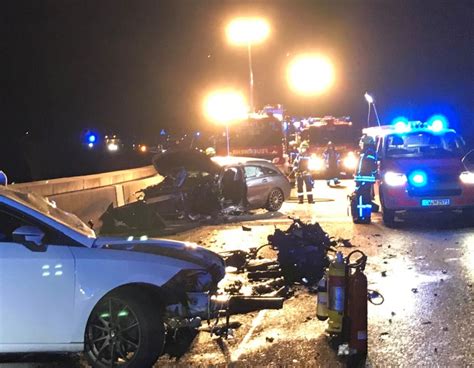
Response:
[294,141,314,204]
[323,141,340,186]
[350,135,378,223]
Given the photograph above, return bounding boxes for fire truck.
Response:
[216,105,290,174]
[298,116,360,178]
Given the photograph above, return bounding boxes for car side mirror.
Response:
[462,149,474,171]
[12,226,47,252]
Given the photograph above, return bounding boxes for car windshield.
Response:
[385,131,466,158]
[0,188,96,238]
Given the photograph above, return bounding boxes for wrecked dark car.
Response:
[101,150,291,233]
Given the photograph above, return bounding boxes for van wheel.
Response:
[266,188,284,211]
[382,207,396,227]
[463,208,474,225]
[85,290,165,368]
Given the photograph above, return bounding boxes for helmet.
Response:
[299,141,310,150]
[327,141,334,147]
[359,135,375,149]
[205,147,216,157]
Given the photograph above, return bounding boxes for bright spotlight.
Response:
[203,90,248,124]
[226,17,270,45]
[364,93,374,104]
[287,54,335,96]
[107,143,119,152]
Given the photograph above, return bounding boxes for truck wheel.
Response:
[266,188,284,211]
[85,290,165,368]
[382,207,396,227]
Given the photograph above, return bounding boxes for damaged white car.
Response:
[0,187,225,367]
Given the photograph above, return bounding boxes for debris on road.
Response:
[267,217,332,284]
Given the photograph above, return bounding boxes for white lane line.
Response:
[230,309,267,362]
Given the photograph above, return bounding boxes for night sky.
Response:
[2,0,473,182]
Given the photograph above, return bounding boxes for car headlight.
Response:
[165,269,215,293]
[384,171,407,186]
[308,156,325,171]
[343,152,358,170]
[460,171,474,184]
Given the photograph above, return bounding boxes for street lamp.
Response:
[287,54,335,96]
[226,17,270,112]
[203,90,248,156]
[364,92,381,127]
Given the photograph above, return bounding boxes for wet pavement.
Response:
[2,180,473,367]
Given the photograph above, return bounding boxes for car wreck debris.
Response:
[267,217,332,284]
[99,149,291,234]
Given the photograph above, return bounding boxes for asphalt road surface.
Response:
[2,180,473,367]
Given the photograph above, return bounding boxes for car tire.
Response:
[266,188,284,212]
[382,207,396,227]
[463,208,474,226]
[84,290,165,368]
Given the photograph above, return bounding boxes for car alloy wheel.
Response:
[85,291,164,368]
[266,188,284,211]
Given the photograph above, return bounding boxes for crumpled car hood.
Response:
[93,236,225,278]
[152,149,221,176]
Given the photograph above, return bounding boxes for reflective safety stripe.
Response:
[355,175,376,182]
[297,192,305,196]
[358,196,372,217]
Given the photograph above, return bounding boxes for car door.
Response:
[0,205,75,345]
[244,165,271,207]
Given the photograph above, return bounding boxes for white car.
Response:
[0,187,225,367]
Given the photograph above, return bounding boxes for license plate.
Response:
[421,199,451,207]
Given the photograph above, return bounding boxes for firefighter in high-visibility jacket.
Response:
[350,135,377,223]
[294,141,314,204]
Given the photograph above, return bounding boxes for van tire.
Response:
[382,207,396,227]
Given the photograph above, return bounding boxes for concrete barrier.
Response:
[12,166,163,231]
[13,166,157,197]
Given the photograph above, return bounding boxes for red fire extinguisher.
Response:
[345,250,368,355]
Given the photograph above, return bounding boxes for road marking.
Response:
[230,309,267,362]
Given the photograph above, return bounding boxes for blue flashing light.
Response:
[408,170,428,187]
[87,134,97,143]
[427,114,448,133]
[160,129,167,136]
[392,116,410,133]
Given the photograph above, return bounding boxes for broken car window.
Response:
[244,166,264,179]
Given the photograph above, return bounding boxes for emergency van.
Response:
[363,116,474,226]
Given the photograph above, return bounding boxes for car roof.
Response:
[211,156,273,167]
